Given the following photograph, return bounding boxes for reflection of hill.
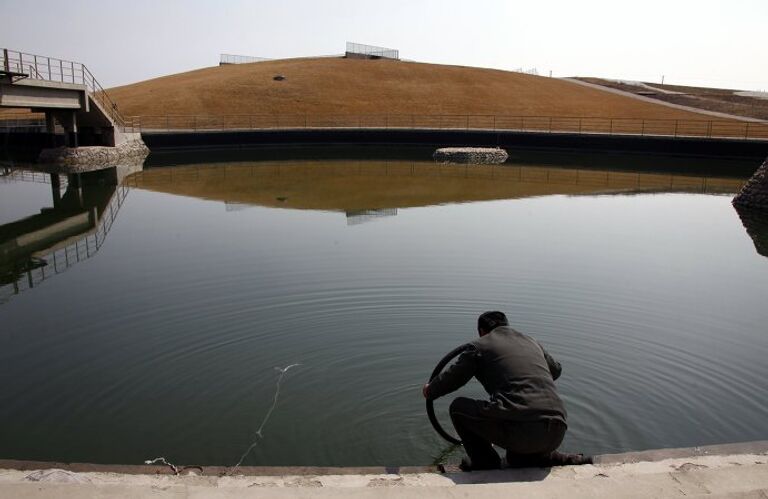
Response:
[126,161,745,211]
[734,206,768,258]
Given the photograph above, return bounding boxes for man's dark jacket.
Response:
[428,326,566,424]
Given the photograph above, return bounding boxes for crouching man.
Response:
[423,311,591,471]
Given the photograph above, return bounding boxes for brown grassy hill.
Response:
[108,58,717,120]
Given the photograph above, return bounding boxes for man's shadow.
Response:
[432,444,553,484]
[442,465,552,484]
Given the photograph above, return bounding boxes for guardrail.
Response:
[125,114,768,140]
[1,48,126,129]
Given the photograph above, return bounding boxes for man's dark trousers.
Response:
[450,397,567,469]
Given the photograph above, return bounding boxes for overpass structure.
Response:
[0,48,128,147]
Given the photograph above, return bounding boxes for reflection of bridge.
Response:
[0,167,130,304]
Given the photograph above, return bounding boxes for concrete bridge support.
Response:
[42,110,80,147]
[50,173,61,208]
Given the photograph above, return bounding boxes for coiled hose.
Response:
[426,343,473,445]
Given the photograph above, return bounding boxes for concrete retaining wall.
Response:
[140,128,768,159]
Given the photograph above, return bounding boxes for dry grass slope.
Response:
[108,58,717,120]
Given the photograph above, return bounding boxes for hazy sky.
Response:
[2,0,767,90]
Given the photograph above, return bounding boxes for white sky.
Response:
[2,0,767,90]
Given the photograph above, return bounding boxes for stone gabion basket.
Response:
[733,157,768,210]
[38,140,150,171]
[433,147,509,165]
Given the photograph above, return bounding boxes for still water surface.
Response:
[1,156,767,466]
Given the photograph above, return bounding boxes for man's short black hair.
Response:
[478,311,508,333]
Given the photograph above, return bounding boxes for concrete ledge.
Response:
[1,443,767,498]
[595,440,768,464]
[0,460,435,477]
[1,440,766,476]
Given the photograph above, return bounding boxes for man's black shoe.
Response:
[547,451,593,466]
[505,452,593,468]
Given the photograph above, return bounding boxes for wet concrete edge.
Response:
[594,440,768,465]
[2,440,767,476]
[0,460,436,477]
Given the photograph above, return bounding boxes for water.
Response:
[1,154,767,467]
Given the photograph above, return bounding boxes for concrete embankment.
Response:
[1,441,766,498]
[140,128,768,160]
[5,129,768,167]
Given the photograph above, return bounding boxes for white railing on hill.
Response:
[219,54,272,65]
[345,42,399,60]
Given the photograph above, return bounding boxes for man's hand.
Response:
[422,383,430,399]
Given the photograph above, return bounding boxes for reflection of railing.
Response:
[0,169,68,185]
[346,208,398,225]
[0,183,129,303]
[1,48,126,129]
[125,114,768,140]
[0,112,47,131]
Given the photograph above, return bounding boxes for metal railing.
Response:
[220,53,272,65]
[124,114,768,140]
[346,42,399,60]
[1,48,126,129]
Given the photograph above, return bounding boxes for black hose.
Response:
[426,343,473,445]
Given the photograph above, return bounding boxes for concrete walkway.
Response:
[1,442,767,498]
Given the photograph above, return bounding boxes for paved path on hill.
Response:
[563,78,768,123]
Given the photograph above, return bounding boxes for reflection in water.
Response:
[0,167,135,303]
[346,209,398,226]
[734,206,768,258]
[1,159,753,300]
[126,160,745,213]
[1,155,767,467]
